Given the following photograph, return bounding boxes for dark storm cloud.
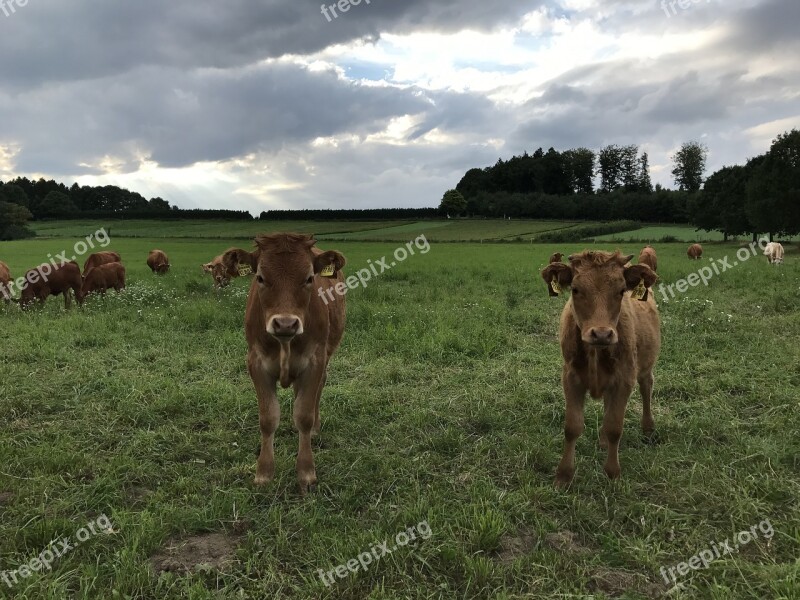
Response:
[0,0,543,87]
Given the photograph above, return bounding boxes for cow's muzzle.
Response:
[584,327,618,347]
[267,314,303,340]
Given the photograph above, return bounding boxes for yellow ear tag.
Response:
[238,264,252,276]
[631,278,646,301]
[550,278,562,295]
[320,264,335,277]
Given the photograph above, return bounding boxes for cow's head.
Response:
[158,263,170,274]
[202,262,214,274]
[541,251,657,347]
[550,252,564,263]
[222,234,345,341]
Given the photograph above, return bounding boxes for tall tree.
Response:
[746,129,800,236]
[439,189,467,216]
[565,147,595,194]
[621,145,640,191]
[638,152,653,193]
[598,145,625,193]
[671,141,708,193]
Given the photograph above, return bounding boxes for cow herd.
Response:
[0,235,792,494]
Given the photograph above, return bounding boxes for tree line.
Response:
[0,177,252,239]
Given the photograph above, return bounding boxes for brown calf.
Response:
[0,261,11,303]
[222,233,346,494]
[83,251,121,275]
[549,252,564,263]
[203,251,245,288]
[19,261,83,308]
[687,244,703,260]
[541,251,660,486]
[638,246,657,272]
[78,262,126,302]
[147,249,170,274]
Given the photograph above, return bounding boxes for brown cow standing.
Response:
[203,250,247,288]
[222,233,346,494]
[638,246,657,271]
[83,251,121,276]
[19,261,83,308]
[147,249,170,274]
[0,260,11,303]
[687,244,703,260]
[549,252,564,264]
[541,251,660,486]
[78,262,126,302]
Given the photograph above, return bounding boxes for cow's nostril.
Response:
[272,316,301,336]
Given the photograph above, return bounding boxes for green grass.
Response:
[0,234,798,599]
[594,225,800,243]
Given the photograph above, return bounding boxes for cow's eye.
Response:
[305,275,314,285]
[256,275,264,284]
[620,288,626,296]
[572,288,580,296]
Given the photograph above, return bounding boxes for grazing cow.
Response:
[83,251,121,276]
[638,246,658,272]
[147,249,170,274]
[541,251,660,486]
[19,261,83,308]
[203,250,249,288]
[549,252,564,264]
[0,261,11,303]
[763,242,784,265]
[78,262,126,302]
[221,233,346,494]
[687,244,703,260]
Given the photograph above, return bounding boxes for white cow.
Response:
[763,242,785,265]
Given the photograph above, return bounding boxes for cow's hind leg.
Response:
[638,370,655,438]
[602,385,632,480]
[555,367,586,488]
[248,351,279,486]
[293,357,326,494]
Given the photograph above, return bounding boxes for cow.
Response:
[763,242,784,265]
[221,233,346,494]
[549,252,564,264]
[19,261,83,308]
[203,250,249,288]
[147,249,170,274]
[638,246,657,272]
[0,261,11,303]
[83,251,121,276]
[687,244,703,260]
[78,262,126,302]
[541,251,660,486]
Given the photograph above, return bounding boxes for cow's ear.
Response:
[314,251,346,277]
[541,263,572,297]
[624,264,657,298]
[221,249,258,273]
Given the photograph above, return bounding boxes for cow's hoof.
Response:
[254,474,273,487]
[642,429,659,445]
[298,480,318,496]
[603,464,621,480]
[554,470,574,489]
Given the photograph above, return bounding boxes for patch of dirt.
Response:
[150,532,242,576]
[589,567,666,599]
[0,492,13,505]
[495,529,538,563]
[546,530,591,555]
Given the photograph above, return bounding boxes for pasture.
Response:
[1,231,799,599]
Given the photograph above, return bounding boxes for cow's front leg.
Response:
[248,350,279,486]
[293,357,326,494]
[555,366,586,488]
[602,385,632,480]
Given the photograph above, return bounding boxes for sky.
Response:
[0,0,797,214]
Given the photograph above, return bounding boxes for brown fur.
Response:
[147,249,170,274]
[687,244,703,260]
[20,261,83,308]
[223,233,346,494]
[638,246,657,272]
[0,260,11,303]
[78,262,126,302]
[83,251,121,275]
[549,252,564,263]
[541,251,661,486]
[203,250,243,288]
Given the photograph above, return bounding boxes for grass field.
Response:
[1,232,799,599]
[594,226,800,244]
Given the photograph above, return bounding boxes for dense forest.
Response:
[445,130,799,238]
